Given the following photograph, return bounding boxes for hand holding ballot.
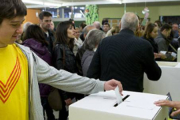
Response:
[154,52,167,59]
[155,100,180,117]
[156,51,177,61]
[104,79,123,95]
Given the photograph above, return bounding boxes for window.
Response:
[74,7,85,18]
[41,6,85,20]
[64,7,72,18]
[42,8,58,18]
[160,16,180,25]
[64,6,85,18]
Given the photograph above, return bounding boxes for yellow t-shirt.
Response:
[0,44,29,120]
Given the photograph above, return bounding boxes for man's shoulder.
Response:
[16,43,31,53]
[102,34,120,43]
[48,30,55,36]
[155,34,165,42]
[130,36,153,51]
[102,33,150,45]
[136,37,149,43]
[123,34,151,46]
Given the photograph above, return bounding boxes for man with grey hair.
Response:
[82,25,96,40]
[0,0,123,120]
[21,22,32,41]
[93,21,101,30]
[120,12,139,31]
[23,22,32,32]
[81,29,105,76]
[80,25,95,41]
[76,25,96,75]
[87,12,161,92]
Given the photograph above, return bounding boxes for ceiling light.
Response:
[110,0,122,4]
[44,2,62,7]
[22,0,43,5]
[23,0,61,7]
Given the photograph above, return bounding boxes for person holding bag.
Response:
[53,21,79,120]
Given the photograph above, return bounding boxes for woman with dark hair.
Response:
[143,23,159,53]
[143,23,176,60]
[53,21,79,120]
[142,23,164,59]
[23,24,49,46]
[22,24,55,120]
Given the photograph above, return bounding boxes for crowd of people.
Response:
[1,0,180,120]
[0,0,123,120]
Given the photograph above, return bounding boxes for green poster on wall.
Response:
[85,5,99,25]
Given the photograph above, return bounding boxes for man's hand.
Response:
[154,53,161,59]
[154,53,166,59]
[154,100,180,117]
[104,79,123,95]
[65,98,72,106]
[159,53,167,59]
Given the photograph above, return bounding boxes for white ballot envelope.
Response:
[171,52,177,58]
[160,51,166,55]
[114,86,122,104]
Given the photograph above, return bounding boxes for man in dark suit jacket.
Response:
[87,12,161,92]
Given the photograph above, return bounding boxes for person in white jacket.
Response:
[0,0,123,120]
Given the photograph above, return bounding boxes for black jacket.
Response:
[53,43,77,100]
[142,37,159,53]
[44,30,55,54]
[53,44,77,73]
[87,29,161,92]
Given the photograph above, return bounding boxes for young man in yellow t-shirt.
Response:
[0,0,123,120]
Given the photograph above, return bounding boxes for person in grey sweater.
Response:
[81,29,105,76]
[0,0,123,120]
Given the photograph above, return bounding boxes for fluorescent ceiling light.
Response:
[44,2,62,7]
[22,0,61,7]
[110,0,122,4]
[22,0,43,5]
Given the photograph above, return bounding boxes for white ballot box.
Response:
[144,62,180,101]
[69,91,168,120]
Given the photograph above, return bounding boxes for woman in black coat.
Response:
[53,21,79,120]
[142,23,159,53]
[142,23,165,59]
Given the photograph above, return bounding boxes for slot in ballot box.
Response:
[69,91,168,120]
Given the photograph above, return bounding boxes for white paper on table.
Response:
[171,52,177,58]
[115,86,122,104]
[160,51,166,55]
